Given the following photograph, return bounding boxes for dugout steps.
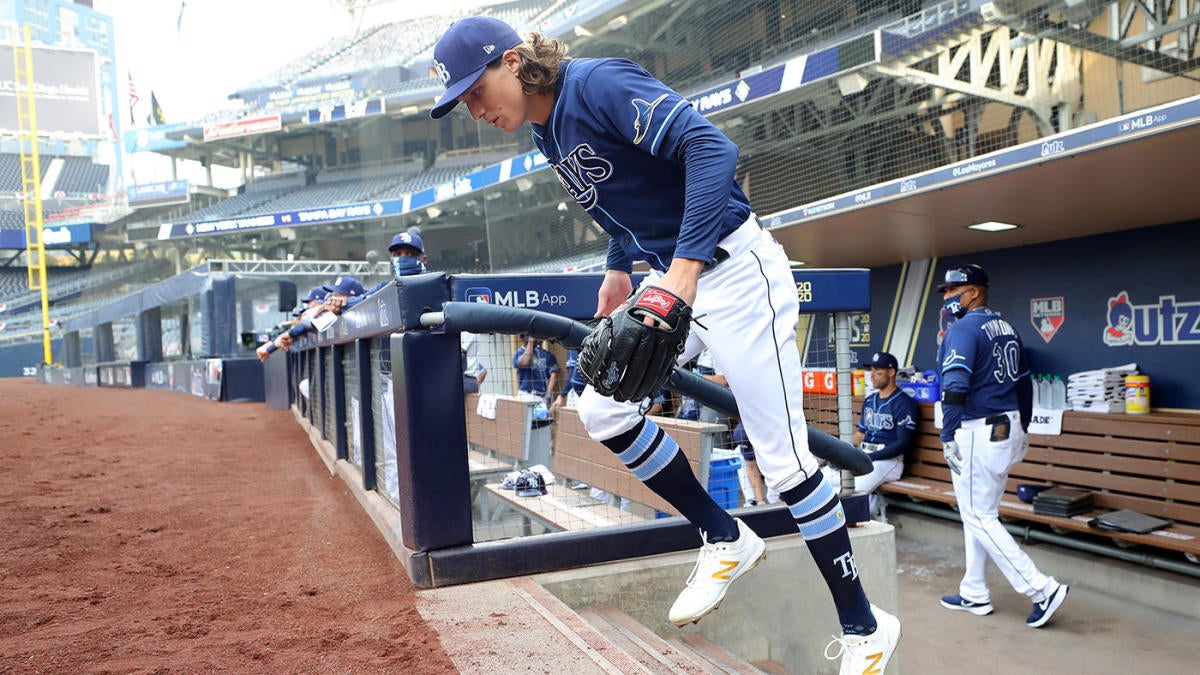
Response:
[423,572,798,673]
[578,604,785,674]
[417,525,899,674]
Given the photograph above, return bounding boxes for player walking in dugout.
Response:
[936,264,1069,628]
[431,17,899,673]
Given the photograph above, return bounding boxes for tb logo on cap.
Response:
[432,59,450,85]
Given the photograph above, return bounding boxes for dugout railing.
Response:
[274,270,872,588]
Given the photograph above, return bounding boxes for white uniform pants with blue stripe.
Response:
[951,411,1053,602]
[577,216,821,494]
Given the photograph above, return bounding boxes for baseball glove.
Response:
[578,286,691,402]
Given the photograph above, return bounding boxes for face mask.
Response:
[392,255,425,277]
[943,292,969,319]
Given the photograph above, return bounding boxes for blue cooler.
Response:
[900,370,941,402]
[707,450,743,510]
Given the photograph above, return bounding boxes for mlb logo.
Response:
[465,287,492,303]
[1030,296,1065,344]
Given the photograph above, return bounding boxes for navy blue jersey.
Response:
[857,390,919,461]
[560,348,586,397]
[937,308,1031,436]
[513,346,558,395]
[530,58,751,272]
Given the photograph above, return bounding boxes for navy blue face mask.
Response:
[392,255,425,277]
[942,292,969,319]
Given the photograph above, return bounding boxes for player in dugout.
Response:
[852,351,918,523]
[430,17,899,673]
[936,264,1069,628]
[256,229,429,361]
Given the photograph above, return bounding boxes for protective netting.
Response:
[464,312,851,541]
[8,1,1198,359]
[425,0,1200,273]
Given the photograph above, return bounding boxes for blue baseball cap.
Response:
[323,275,365,297]
[863,352,899,370]
[301,286,329,303]
[388,231,424,254]
[430,16,522,119]
[936,264,989,291]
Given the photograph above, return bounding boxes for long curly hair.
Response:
[510,31,570,95]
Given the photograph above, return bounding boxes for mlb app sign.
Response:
[464,286,567,308]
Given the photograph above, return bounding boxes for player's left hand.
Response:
[578,285,691,402]
[943,441,963,475]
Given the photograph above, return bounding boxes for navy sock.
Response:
[602,419,738,542]
[781,472,876,635]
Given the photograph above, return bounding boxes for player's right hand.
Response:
[943,441,963,475]
[595,270,633,317]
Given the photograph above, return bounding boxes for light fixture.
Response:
[788,259,806,267]
[574,25,592,37]
[967,221,1020,232]
[426,206,442,219]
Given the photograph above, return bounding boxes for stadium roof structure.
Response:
[119,0,1200,270]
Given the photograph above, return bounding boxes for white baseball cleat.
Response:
[668,518,766,627]
[825,604,901,675]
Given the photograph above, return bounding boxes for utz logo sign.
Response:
[1103,291,1200,346]
[1030,296,1065,344]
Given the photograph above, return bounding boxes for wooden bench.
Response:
[464,392,549,465]
[475,407,728,534]
[552,408,727,517]
[480,483,640,535]
[878,402,1200,559]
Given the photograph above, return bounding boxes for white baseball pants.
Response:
[951,410,1054,602]
[855,457,903,518]
[577,215,821,494]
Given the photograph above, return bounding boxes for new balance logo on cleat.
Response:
[825,605,901,675]
[669,519,766,627]
[711,560,739,581]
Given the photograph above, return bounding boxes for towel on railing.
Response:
[476,393,497,420]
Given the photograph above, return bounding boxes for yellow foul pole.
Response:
[13,25,52,364]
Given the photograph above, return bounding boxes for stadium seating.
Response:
[53,157,110,196]
[0,153,50,192]
[260,175,410,212]
[176,185,298,224]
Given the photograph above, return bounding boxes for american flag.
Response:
[127,71,140,125]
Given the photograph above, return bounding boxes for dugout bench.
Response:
[470,399,727,534]
[878,402,1200,561]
